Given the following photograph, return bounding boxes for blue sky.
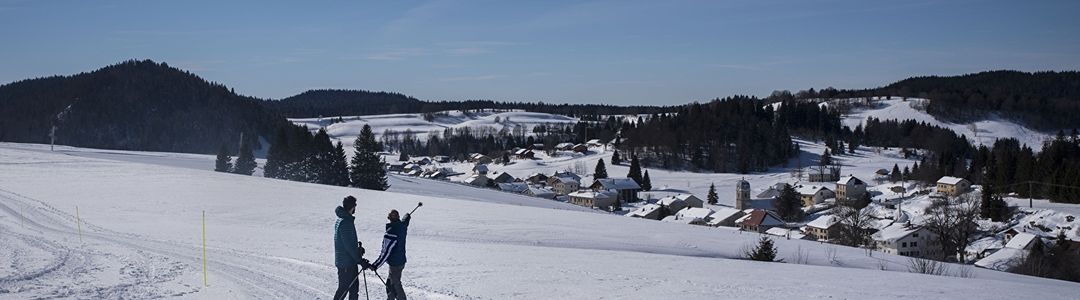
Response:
[2,0,1078,105]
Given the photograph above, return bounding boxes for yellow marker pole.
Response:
[203,210,208,287]
[76,206,82,242]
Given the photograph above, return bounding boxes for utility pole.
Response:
[50,125,57,151]
[1028,181,1033,208]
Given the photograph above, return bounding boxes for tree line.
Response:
[216,123,389,191]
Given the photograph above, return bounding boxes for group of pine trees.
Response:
[218,123,388,191]
[214,138,257,175]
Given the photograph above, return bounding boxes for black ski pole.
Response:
[371,269,387,285]
[408,202,423,215]
[362,270,370,300]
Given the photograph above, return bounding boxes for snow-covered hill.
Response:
[2,143,1078,299]
[291,110,578,147]
[835,97,1054,151]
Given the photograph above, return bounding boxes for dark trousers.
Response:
[386,265,406,300]
[334,266,359,300]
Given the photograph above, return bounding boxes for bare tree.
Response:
[923,194,981,262]
[833,203,874,247]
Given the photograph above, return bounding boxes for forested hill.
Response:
[0,60,289,154]
[812,70,1080,130]
[264,89,676,118]
[265,89,425,118]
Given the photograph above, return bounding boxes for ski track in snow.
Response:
[0,187,459,299]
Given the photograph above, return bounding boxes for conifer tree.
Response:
[310,129,336,183]
[747,236,778,262]
[232,138,257,175]
[891,164,902,182]
[707,183,718,205]
[215,144,232,172]
[627,154,642,184]
[776,184,804,222]
[264,128,289,179]
[611,150,622,165]
[820,149,832,166]
[399,151,409,162]
[594,159,608,179]
[330,141,352,187]
[350,124,389,191]
[641,170,652,191]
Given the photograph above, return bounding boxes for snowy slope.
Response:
[2,143,1078,299]
[291,110,578,147]
[837,97,1054,151]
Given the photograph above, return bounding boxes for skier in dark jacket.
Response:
[368,209,410,300]
[333,196,368,300]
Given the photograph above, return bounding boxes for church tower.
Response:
[736,178,750,210]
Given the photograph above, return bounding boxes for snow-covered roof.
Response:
[795,185,831,196]
[658,196,685,207]
[493,172,515,181]
[552,177,579,186]
[806,215,838,229]
[497,182,529,193]
[766,227,804,239]
[464,174,489,184]
[974,248,1025,271]
[871,223,923,243]
[526,187,556,198]
[472,164,489,172]
[1005,233,1039,250]
[626,204,663,217]
[552,171,581,181]
[736,209,784,227]
[937,176,967,185]
[706,207,743,225]
[837,176,864,185]
[674,194,701,202]
[586,139,602,145]
[593,178,640,190]
[568,190,616,199]
[675,207,714,221]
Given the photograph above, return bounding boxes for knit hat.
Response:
[343,196,357,210]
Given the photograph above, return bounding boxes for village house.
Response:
[625,204,664,220]
[662,207,715,225]
[766,227,809,240]
[387,163,406,172]
[975,232,1042,271]
[568,190,618,211]
[491,172,516,184]
[525,186,557,199]
[794,184,835,207]
[657,196,688,213]
[590,178,642,203]
[835,175,867,203]
[548,176,580,196]
[572,144,589,153]
[497,182,530,193]
[804,215,840,241]
[736,180,780,211]
[524,173,549,185]
[433,155,451,163]
[871,223,941,259]
[472,163,489,175]
[735,209,785,233]
[413,157,432,165]
[469,153,493,165]
[464,174,490,187]
[514,149,535,159]
[555,142,575,151]
[705,207,746,227]
[586,139,603,147]
[936,176,972,196]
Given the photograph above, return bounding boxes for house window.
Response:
[913,233,919,238]
[911,242,918,247]
[902,242,907,248]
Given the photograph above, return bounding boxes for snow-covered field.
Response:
[836,97,1054,150]
[291,110,579,148]
[3,143,1080,299]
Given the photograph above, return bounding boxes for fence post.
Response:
[203,210,208,287]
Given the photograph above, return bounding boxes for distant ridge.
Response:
[0,59,289,154]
